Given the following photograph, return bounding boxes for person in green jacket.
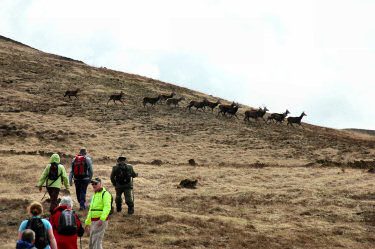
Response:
[85,177,111,249]
[110,156,138,214]
[38,153,70,214]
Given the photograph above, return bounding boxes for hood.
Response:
[52,205,70,214]
[16,240,35,249]
[49,153,60,164]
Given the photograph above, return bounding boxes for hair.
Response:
[80,148,87,154]
[28,201,43,216]
[21,229,35,243]
[59,196,73,208]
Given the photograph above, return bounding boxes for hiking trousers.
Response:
[47,187,60,214]
[74,178,90,207]
[89,220,108,249]
[115,187,133,211]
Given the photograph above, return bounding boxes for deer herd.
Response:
[63,89,307,128]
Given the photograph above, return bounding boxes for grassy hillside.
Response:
[1,35,375,248]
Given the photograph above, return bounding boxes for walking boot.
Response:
[128,206,134,215]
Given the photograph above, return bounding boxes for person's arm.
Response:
[129,164,138,177]
[87,157,93,180]
[100,191,111,221]
[18,231,22,240]
[76,216,84,237]
[48,228,58,249]
[37,165,49,190]
[110,166,116,186]
[69,158,74,185]
[60,165,70,189]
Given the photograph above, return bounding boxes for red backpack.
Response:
[72,155,88,179]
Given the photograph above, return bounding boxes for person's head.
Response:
[80,148,87,155]
[28,201,43,217]
[117,156,126,163]
[59,196,73,208]
[21,229,35,243]
[90,177,102,191]
[49,153,60,164]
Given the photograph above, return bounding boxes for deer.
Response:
[244,106,269,122]
[218,102,236,116]
[160,92,175,103]
[143,95,161,107]
[267,109,290,124]
[287,112,307,127]
[218,102,240,119]
[64,88,80,100]
[107,91,125,105]
[205,100,221,112]
[166,97,185,107]
[187,99,209,112]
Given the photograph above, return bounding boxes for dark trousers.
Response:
[115,187,133,211]
[47,187,60,214]
[74,179,90,206]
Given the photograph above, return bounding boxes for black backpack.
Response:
[102,191,114,215]
[57,209,77,235]
[116,165,131,185]
[26,218,49,249]
[48,163,59,181]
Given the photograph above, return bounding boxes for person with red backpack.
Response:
[38,154,70,214]
[49,196,84,249]
[69,148,93,210]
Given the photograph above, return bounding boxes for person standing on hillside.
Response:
[110,156,138,214]
[85,177,111,249]
[18,201,58,249]
[16,229,37,249]
[38,153,70,214]
[69,148,93,210]
[49,196,84,249]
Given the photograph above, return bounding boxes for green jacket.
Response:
[85,187,111,225]
[110,162,137,189]
[38,154,69,189]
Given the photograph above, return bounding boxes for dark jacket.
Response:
[16,240,37,249]
[110,162,137,189]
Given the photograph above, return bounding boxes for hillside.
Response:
[1,35,375,248]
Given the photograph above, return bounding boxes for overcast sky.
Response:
[1,0,374,130]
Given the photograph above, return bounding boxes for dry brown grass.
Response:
[1,35,375,248]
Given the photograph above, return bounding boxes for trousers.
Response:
[89,220,108,249]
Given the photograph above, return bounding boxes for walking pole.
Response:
[80,236,82,249]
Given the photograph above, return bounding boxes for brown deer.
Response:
[244,107,269,122]
[187,99,209,112]
[143,95,161,107]
[160,92,175,103]
[267,109,290,124]
[64,88,80,100]
[287,112,307,128]
[166,97,185,107]
[107,91,125,105]
[205,100,221,112]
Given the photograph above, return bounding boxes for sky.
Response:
[1,0,374,130]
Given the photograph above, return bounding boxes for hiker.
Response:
[49,196,84,249]
[37,153,70,214]
[69,147,93,210]
[110,156,138,214]
[18,201,57,249]
[85,177,111,249]
[16,229,37,249]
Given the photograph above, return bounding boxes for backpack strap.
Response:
[46,164,62,187]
